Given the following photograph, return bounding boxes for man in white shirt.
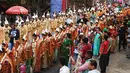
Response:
[88,60,100,73]
[59,56,70,73]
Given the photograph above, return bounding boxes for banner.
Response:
[62,0,67,12]
[51,0,62,17]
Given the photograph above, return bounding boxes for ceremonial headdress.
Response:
[42,13,45,18]
[91,7,95,11]
[78,9,82,13]
[32,13,36,18]
[34,30,38,35]
[59,12,62,16]
[0,45,2,52]
[100,17,103,20]
[56,28,60,32]
[102,15,106,18]
[45,29,49,33]
[62,12,65,16]
[23,34,27,40]
[42,30,46,35]
[95,20,98,23]
[80,33,84,35]
[47,12,50,16]
[81,19,84,22]
[87,8,90,11]
[79,23,82,26]
[4,17,9,25]
[35,13,38,18]
[59,25,63,29]
[63,25,67,28]
[109,25,113,29]
[26,16,29,22]
[53,12,56,17]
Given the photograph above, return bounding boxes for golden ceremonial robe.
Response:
[41,37,50,68]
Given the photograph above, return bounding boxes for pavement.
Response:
[107,50,130,73]
[40,48,130,73]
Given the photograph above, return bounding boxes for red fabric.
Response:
[109,29,118,38]
[81,43,91,63]
[6,6,28,14]
[100,40,109,55]
[71,45,74,56]
[62,0,66,12]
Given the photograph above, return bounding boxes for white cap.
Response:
[42,13,45,18]
[47,12,50,16]
[81,19,83,22]
[109,26,113,29]
[0,45,2,52]
[59,25,63,29]
[32,13,36,18]
[53,13,56,17]
[102,15,105,18]
[95,20,98,23]
[35,13,38,18]
[4,17,9,24]
[79,23,82,26]
[34,30,37,34]
[15,19,19,24]
[84,8,86,11]
[64,25,67,28]
[78,9,82,13]
[3,39,6,44]
[74,26,77,29]
[97,17,99,19]
[23,34,27,40]
[80,33,84,35]
[87,8,89,11]
[42,30,46,34]
[100,17,103,20]
[62,12,65,15]
[26,16,29,22]
[56,28,60,32]
[74,9,76,12]
[0,18,1,24]
[21,19,24,23]
[59,12,61,15]
[91,7,95,11]
[45,29,49,33]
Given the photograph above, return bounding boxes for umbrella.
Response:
[6,6,28,14]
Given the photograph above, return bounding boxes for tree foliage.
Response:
[6,0,20,6]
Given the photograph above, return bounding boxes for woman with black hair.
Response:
[60,33,73,66]
[81,37,92,64]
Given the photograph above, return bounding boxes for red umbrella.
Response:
[6,6,28,14]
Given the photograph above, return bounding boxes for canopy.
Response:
[6,6,28,14]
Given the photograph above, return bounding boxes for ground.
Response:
[107,50,130,73]
[40,49,130,73]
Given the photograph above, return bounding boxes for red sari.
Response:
[34,39,42,72]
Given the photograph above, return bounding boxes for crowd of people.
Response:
[0,1,130,73]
